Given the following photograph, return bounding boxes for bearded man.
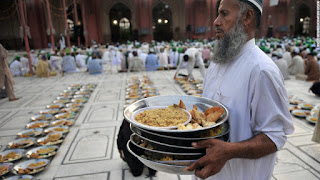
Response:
[185,0,294,179]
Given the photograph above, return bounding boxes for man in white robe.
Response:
[10,57,23,76]
[75,52,87,69]
[178,47,205,80]
[20,55,29,74]
[289,51,305,76]
[50,53,62,71]
[185,1,294,179]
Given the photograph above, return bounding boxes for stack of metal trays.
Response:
[124,95,230,175]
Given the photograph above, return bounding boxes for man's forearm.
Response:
[228,133,277,160]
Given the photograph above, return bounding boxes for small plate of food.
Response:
[12,159,50,175]
[65,102,83,108]
[46,103,64,109]
[298,103,315,110]
[44,126,69,134]
[30,114,52,121]
[8,138,36,149]
[53,99,69,104]
[291,110,310,118]
[18,128,43,138]
[51,119,75,126]
[54,112,76,120]
[60,107,80,113]
[73,94,90,99]
[37,132,63,146]
[71,97,88,103]
[56,96,72,100]
[289,98,304,105]
[289,104,299,112]
[39,109,59,115]
[0,149,25,162]
[26,121,49,129]
[26,145,58,159]
[0,162,13,176]
[306,116,318,124]
[5,175,34,180]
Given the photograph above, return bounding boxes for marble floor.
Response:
[0,68,319,180]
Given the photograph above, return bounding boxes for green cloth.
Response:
[176,53,181,66]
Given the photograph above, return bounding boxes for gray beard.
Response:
[212,20,248,64]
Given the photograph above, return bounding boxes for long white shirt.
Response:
[159,52,168,67]
[274,58,289,80]
[75,54,87,68]
[50,55,62,71]
[289,55,305,75]
[283,51,292,67]
[20,57,29,73]
[102,50,110,64]
[10,60,23,76]
[184,48,205,79]
[200,39,294,180]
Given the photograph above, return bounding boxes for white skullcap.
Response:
[240,0,263,14]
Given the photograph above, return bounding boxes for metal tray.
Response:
[126,141,193,175]
[130,133,205,154]
[124,95,229,133]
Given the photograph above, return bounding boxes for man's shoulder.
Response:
[245,47,281,75]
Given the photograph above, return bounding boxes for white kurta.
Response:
[10,60,23,76]
[20,57,29,73]
[75,54,87,68]
[184,48,206,79]
[199,39,294,180]
[282,51,292,67]
[289,55,305,75]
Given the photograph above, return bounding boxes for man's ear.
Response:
[242,9,255,27]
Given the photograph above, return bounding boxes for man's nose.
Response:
[213,15,222,27]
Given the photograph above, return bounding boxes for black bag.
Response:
[117,119,156,177]
[310,81,320,96]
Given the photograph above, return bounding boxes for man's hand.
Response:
[174,74,177,80]
[185,134,277,179]
[185,139,233,179]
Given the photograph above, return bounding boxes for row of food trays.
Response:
[289,96,318,124]
[175,77,203,97]
[124,76,158,109]
[0,83,96,179]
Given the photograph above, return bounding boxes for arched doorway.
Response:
[109,3,132,43]
[67,3,84,45]
[153,3,172,41]
[294,4,311,36]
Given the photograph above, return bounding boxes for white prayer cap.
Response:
[240,0,263,14]
[294,47,300,54]
[40,50,45,54]
[30,49,35,53]
[149,48,155,53]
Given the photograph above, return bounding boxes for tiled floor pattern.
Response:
[0,68,319,180]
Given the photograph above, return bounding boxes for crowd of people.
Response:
[7,36,320,83]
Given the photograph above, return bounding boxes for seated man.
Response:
[272,52,289,80]
[75,51,88,69]
[128,51,144,72]
[36,55,50,77]
[10,56,24,76]
[62,52,79,73]
[87,53,103,74]
[145,49,159,71]
[305,52,320,81]
[289,51,305,78]
[50,52,62,71]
